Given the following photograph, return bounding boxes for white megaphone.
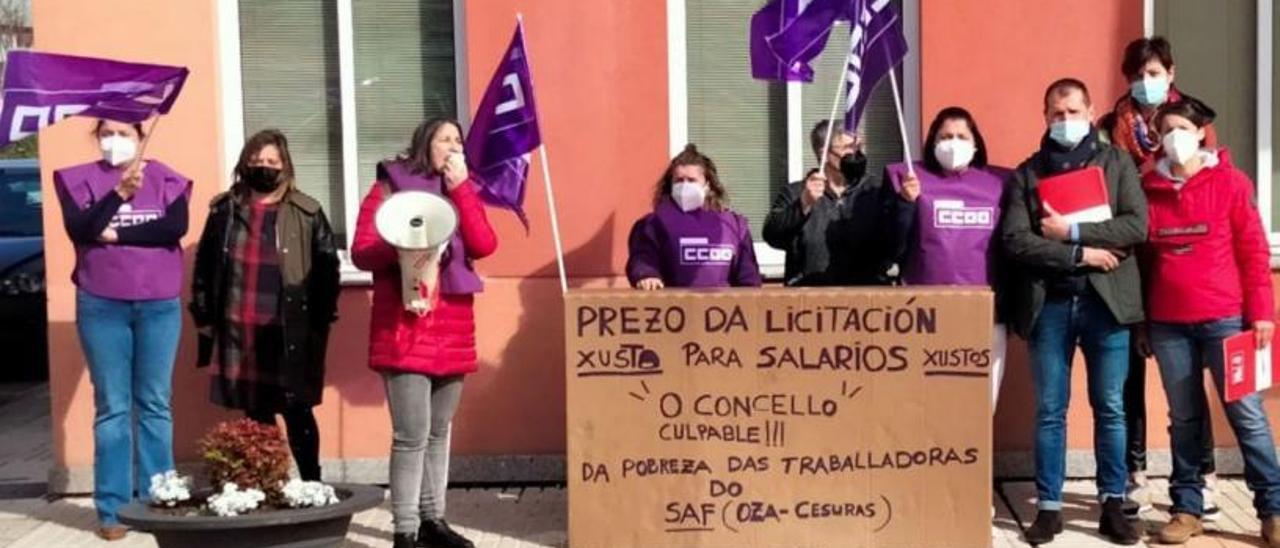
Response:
[374,191,459,316]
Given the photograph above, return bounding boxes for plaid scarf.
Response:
[219,201,284,388]
[1112,87,1186,172]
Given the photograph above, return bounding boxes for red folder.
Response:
[1223,331,1279,402]
[1037,166,1111,223]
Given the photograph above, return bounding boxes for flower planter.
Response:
[118,483,384,548]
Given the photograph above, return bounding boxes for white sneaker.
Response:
[1203,474,1221,522]
[1124,472,1153,518]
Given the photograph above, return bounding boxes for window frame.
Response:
[1256,0,1278,258]
[667,0,922,280]
[216,0,470,285]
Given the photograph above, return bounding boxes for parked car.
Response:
[0,158,46,382]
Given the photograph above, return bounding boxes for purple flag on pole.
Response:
[842,0,908,130]
[466,23,541,227]
[751,0,818,81]
[0,50,188,146]
[753,0,851,82]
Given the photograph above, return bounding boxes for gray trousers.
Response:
[383,372,465,533]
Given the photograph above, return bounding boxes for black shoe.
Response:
[1024,510,1063,545]
[416,519,474,548]
[393,533,417,548]
[1099,498,1140,545]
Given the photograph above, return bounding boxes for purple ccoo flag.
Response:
[751,0,822,82]
[842,0,908,131]
[753,0,851,82]
[0,50,188,146]
[466,22,541,227]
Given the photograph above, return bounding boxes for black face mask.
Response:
[241,166,282,193]
[839,152,866,183]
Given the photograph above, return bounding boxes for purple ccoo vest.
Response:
[54,159,191,301]
[887,161,1008,286]
[377,160,483,295]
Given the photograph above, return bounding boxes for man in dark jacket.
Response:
[1002,78,1147,546]
[763,120,893,286]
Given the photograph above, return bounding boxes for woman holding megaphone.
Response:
[189,129,341,484]
[351,118,496,548]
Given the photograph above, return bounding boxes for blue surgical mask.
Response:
[1130,76,1170,107]
[1049,119,1091,148]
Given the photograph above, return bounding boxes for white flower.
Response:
[206,483,266,517]
[148,471,191,507]
[281,479,339,508]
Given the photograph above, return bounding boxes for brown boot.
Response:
[1263,516,1280,548]
[96,525,127,541]
[1157,513,1203,544]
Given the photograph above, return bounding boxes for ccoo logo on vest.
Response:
[680,237,734,266]
[933,200,995,230]
[109,203,161,229]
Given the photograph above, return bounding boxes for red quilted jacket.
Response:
[351,179,497,376]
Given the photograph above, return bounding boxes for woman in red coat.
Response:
[351,118,496,548]
[1140,98,1280,546]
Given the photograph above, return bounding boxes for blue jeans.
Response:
[1150,317,1280,517]
[1029,293,1129,510]
[76,290,181,525]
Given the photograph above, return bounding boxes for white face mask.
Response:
[934,138,976,171]
[671,181,707,212]
[99,135,138,167]
[1161,129,1200,165]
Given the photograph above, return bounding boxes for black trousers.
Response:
[1125,335,1215,474]
[247,406,321,481]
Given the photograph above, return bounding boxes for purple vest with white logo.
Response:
[377,160,483,295]
[633,199,757,288]
[54,160,190,301]
[887,162,1008,286]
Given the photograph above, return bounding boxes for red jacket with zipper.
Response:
[351,179,497,376]
[1141,148,1274,325]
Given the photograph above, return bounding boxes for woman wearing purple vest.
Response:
[627,144,762,290]
[53,119,191,541]
[884,107,1011,413]
[190,130,340,485]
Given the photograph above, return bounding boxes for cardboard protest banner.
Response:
[566,288,993,547]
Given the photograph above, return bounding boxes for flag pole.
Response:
[820,25,855,174]
[128,115,163,173]
[518,13,569,295]
[886,56,915,177]
[538,146,568,295]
